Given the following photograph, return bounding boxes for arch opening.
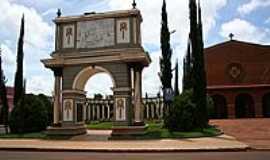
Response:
[211,94,228,119]
[72,66,116,92]
[262,93,270,118]
[235,94,255,118]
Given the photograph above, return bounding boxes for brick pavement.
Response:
[0,134,248,152]
[210,118,270,150]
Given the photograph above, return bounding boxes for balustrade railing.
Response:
[85,97,164,122]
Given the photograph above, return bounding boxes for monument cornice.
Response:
[54,9,142,24]
[41,49,151,68]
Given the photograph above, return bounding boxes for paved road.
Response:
[0,151,270,160]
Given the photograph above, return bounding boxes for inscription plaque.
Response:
[76,19,115,48]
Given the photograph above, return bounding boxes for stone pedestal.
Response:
[46,90,87,136]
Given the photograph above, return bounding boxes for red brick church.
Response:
[0,87,14,112]
[205,39,270,119]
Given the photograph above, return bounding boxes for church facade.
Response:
[205,40,270,119]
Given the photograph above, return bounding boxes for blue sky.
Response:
[0,0,270,97]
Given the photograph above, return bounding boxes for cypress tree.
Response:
[182,57,187,91]
[14,15,24,107]
[183,35,193,91]
[196,0,208,125]
[174,60,180,96]
[159,0,173,95]
[0,48,9,133]
[14,14,25,106]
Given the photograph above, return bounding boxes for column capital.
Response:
[53,67,63,77]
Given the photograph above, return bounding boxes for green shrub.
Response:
[38,94,53,126]
[9,94,48,133]
[165,90,213,132]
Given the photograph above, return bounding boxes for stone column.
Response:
[53,68,62,125]
[151,103,154,119]
[107,104,110,120]
[134,66,143,123]
[255,102,263,118]
[102,104,105,120]
[160,99,164,118]
[146,105,149,120]
[97,104,100,120]
[228,104,236,119]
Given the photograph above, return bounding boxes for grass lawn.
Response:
[0,122,221,140]
[87,121,113,130]
[143,122,221,139]
[0,132,47,139]
[87,121,221,139]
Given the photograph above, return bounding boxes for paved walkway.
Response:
[210,118,270,150]
[0,134,248,152]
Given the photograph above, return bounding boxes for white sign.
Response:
[115,98,126,121]
[63,25,75,48]
[77,19,115,48]
[117,19,130,44]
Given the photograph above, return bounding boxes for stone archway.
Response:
[41,9,151,136]
[262,93,270,118]
[211,94,228,119]
[235,94,255,118]
[73,66,115,123]
[72,66,116,91]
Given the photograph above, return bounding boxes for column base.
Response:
[111,124,148,139]
[46,124,87,136]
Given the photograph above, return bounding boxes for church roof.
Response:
[205,40,270,52]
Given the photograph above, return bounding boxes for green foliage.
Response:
[38,94,53,126]
[174,61,180,96]
[94,94,103,100]
[14,15,25,106]
[159,0,172,91]
[0,51,9,133]
[165,90,213,132]
[182,35,193,91]
[165,90,196,132]
[183,0,208,128]
[9,94,48,134]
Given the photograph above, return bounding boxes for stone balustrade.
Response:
[85,97,164,122]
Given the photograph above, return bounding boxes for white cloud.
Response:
[238,0,270,15]
[0,0,54,94]
[107,0,227,47]
[26,75,53,95]
[220,18,269,43]
[266,17,270,24]
[107,0,226,95]
[0,0,227,96]
[1,44,15,66]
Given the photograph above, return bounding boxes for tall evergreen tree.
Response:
[182,57,187,91]
[0,48,10,133]
[14,14,25,106]
[195,0,208,125]
[159,0,173,96]
[187,0,208,127]
[174,60,180,96]
[183,35,193,91]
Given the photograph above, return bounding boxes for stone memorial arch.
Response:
[42,8,151,136]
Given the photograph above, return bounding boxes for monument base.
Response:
[110,124,148,139]
[0,125,9,134]
[46,124,87,136]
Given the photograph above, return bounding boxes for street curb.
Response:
[0,147,250,153]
